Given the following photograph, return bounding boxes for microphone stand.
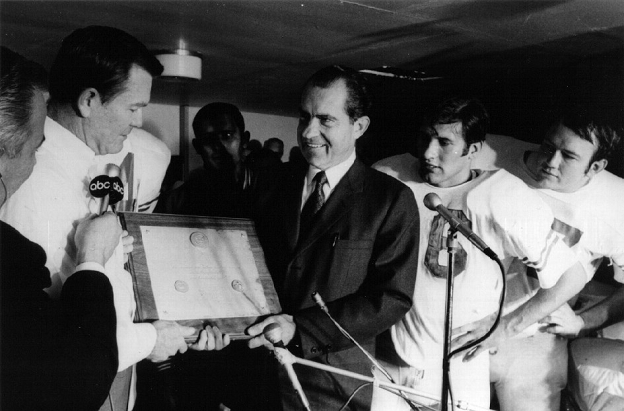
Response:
[269,283,498,411]
[424,192,506,410]
[273,347,493,411]
[441,227,458,411]
[312,292,421,410]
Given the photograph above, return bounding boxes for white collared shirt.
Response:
[301,150,356,210]
[0,116,171,375]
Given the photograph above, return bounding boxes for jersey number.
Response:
[424,210,469,279]
[527,218,582,279]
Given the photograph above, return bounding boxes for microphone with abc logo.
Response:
[89,164,125,214]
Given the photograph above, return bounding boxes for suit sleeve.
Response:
[33,271,119,410]
[294,184,420,358]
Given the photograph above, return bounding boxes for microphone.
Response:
[103,164,124,214]
[89,164,124,214]
[263,324,311,411]
[424,193,497,260]
[312,292,328,313]
[312,292,391,376]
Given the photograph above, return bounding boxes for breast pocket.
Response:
[328,239,374,298]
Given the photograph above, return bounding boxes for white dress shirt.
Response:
[301,150,356,210]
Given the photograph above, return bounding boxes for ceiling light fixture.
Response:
[154,40,202,81]
[360,66,442,81]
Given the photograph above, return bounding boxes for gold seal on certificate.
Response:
[231,280,243,291]
[174,280,189,293]
[190,231,209,248]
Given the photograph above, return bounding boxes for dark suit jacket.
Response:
[1,221,118,411]
[254,159,419,410]
[156,167,255,218]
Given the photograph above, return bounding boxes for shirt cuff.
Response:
[75,262,106,274]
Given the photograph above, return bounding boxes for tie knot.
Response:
[314,171,327,186]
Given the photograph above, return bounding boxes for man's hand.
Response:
[540,303,584,338]
[75,212,122,266]
[454,262,587,361]
[121,230,134,263]
[451,312,504,362]
[188,325,231,351]
[147,320,196,362]
[246,314,295,349]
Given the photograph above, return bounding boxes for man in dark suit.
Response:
[247,65,420,410]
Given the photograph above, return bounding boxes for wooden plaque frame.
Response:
[119,212,281,336]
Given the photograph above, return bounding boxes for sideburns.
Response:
[461,143,470,156]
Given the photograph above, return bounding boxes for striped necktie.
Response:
[299,171,327,232]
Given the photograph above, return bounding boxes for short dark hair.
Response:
[264,138,284,149]
[0,47,48,158]
[423,96,490,147]
[49,25,163,105]
[549,104,622,164]
[192,102,246,137]
[302,65,372,121]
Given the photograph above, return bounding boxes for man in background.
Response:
[0,26,193,411]
[158,102,262,218]
[471,105,624,411]
[156,101,280,411]
[372,97,587,410]
[247,65,420,410]
[248,136,285,169]
[264,137,285,161]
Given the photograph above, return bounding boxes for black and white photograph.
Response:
[1,2,623,410]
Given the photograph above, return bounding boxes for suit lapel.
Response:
[294,160,366,254]
[282,168,305,252]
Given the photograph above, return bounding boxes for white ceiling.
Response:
[2,0,624,116]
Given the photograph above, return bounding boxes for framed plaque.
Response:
[120,212,281,337]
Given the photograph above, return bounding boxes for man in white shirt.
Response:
[371,97,587,410]
[471,106,624,411]
[0,26,196,411]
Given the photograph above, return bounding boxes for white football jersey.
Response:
[374,153,580,371]
[474,135,624,300]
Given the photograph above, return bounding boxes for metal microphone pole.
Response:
[424,192,506,410]
[273,346,493,411]
[264,323,312,411]
[441,227,458,411]
[312,292,422,410]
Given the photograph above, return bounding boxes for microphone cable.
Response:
[448,255,506,358]
[439,255,504,411]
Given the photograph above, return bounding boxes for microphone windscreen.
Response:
[263,323,283,345]
[108,176,125,205]
[423,192,442,211]
[89,175,111,198]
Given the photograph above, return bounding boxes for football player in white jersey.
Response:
[370,97,587,411]
[470,106,624,411]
